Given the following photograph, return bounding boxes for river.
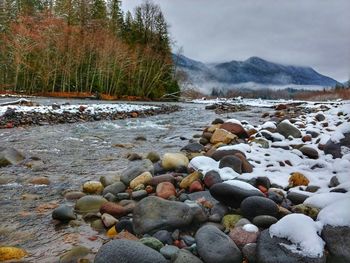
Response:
[0,98,267,262]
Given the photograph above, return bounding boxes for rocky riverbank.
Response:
[0,101,180,129]
[1,100,350,262]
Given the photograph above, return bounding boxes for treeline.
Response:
[0,0,179,99]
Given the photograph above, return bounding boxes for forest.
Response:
[0,0,180,99]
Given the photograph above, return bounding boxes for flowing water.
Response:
[0,98,267,262]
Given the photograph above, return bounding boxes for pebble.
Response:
[52,205,76,222]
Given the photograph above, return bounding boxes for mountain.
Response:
[174,54,339,93]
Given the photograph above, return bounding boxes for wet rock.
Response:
[131,190,148,200]
[59,246,90,263]
[29,176,50,185]
[160,245,179,259]
[162,153,189,171]
[212,118,224,124]
[129,171,152,189]
[195,225,242,263]
[0,247,27,261]
[94,239,167,263]
[242,243,257,263]
[189,180,204,193]
[229,226,259,249]
[116,219,134,234]
[121,159,154,185]
[221,122,248,138]
[100,174,120,187]
[0,147,25,167]
[156,182,176,199]
[210,183,263,208]
[153,230,173,245]
[252,215,278,228]
[102,182,126,196]
[75,195,108,214]
[240,196,279,219]
[219,155,243,174]
[299,146,319,159]
[83,181,104,194]
[256,229,326,263]
[52,205,76,222]
[179,171,202,189]
[210,129,237,144]
[133,196,194,234]
[140,237,164,251]
[101,213,118,228]
[322,226,350,263]
[146,151,160,163]
[127,153,142,161]
[203,170,223,188]
[172,249,203,263]
[149,174,175,186]
[64,191,85,201]
[277,120,302,138]
[91,219,105,231]
[181,143,205,153]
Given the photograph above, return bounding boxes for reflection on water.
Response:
[0,99,267,262]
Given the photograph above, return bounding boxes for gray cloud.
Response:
[122,0,350,82]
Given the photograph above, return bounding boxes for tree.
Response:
[108,0,123,35]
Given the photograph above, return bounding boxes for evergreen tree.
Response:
[91,0,106,21]
[108,0,123,35]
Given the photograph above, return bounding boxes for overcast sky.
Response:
[122,0,350,82]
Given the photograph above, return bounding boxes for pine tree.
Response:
[108,0,123,35]
[91,0,106,21]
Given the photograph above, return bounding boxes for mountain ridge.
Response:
[174,54,339,92]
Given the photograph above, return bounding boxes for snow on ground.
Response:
[0,102,158,117]
[190,98,350,257]
[269,214,324,258]
[317,197,350,227]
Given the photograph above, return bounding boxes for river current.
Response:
[0,98,266,262]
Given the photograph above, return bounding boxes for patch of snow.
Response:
[317,197,350,227]
[217,143,251,153]
[224,179,259,191]
[243,224,259,233]
[269,214,324,258]
[304,193,350,209]
[261,121,277,130]
[225,118,242,125]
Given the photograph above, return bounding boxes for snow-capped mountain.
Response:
[173,54,339,93]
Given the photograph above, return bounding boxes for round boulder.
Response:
[195,225,242,263]
[94,239,167,263]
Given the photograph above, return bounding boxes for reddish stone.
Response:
[257,185,268,193]
[145,185,154,194]
[79,105,87,112]
[234,152,253,173]
[173,240,187,248]
[115,230,139,241]
[156,182,176,199]
[189,180,204,193]
[100,202,132,218]
[302,135,312,142]
[229,227,259,249]
[148,174,175,186]
[6,122,14,128]
[220,122,248,138]
[275,104,287,110]
[131,112,138,118]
